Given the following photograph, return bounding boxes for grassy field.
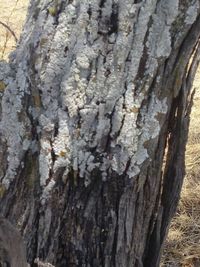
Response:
[0,1,200,266]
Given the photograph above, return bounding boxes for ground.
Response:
[0,1,200,266]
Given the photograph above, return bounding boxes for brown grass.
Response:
[161,69,200,267]
[1,1,200,266]
[0,0,28,60]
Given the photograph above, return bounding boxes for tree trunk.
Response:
[0,0,199,266]
[0,216,28,267]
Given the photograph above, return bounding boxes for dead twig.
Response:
[0,21,18,43]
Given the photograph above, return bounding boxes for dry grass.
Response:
[1,1,200,266]
[0,0,28,59]
[162,69,200,267]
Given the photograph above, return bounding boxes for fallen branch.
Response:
[0,21,18,43]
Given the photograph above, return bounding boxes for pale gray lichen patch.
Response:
[140,94,168,141]
[0,72,31,188]
[39,138,52,187]
[184,1,199,25]
[126,94,168,179]
[77,151,92,179]
[79,106,98,142]
[61,69,87,118]
[76,53,90,69]
[147,0,179,59]
[111,148,130,175]
[52,110,71,173]
[41,179,56,205]
[0,61,10,80]
[110,97,124,138]
[39,114,54,133]
[22,139,31,151]
[127,0,158,82]
[110,82,144,175]
[135,147,149,165]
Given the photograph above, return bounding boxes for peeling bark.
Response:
[0,0,200,266]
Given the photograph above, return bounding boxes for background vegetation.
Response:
[0,1,200,266]
[0,0,28,60]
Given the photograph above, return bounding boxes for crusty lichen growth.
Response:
[0,0,175,189]
[0,0,197,196]
[0,70,31,188]
[184,0,199,25]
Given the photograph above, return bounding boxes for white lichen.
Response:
[147,0,179,58]
[0,0,188,197]
[0,74,31,187]
[39,138,52,186]
[185,1,199,25]
[52,110,71,173]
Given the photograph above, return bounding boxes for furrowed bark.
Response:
[0,0,199,266]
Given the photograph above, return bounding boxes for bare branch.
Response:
[0,21,18,43]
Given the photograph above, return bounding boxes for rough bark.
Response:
[0,216,27,267]
[0,0,200,266]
